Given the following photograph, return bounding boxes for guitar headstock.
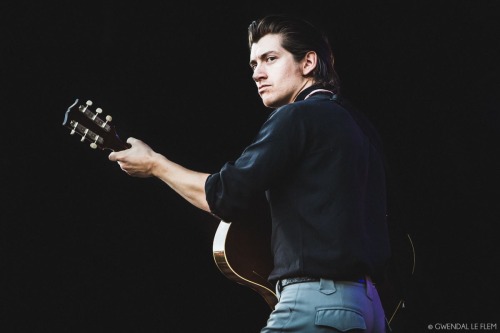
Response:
[62,99,130,151]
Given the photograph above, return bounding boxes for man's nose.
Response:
[252,64,266,82]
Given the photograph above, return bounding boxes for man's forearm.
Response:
[152,153,211,212]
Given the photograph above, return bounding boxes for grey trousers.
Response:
[260,278,386,332]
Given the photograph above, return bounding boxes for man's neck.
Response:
[295,83,328,102]
[292,80,315,102]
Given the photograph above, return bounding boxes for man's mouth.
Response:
[258,85,270,94]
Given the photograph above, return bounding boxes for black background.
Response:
[3,1,499,332]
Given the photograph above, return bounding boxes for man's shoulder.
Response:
[273,98,344,117]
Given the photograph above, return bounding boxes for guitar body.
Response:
[213,220,278,310]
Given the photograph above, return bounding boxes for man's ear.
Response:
[302,51,317,76]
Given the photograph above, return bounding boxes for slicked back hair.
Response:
[248,14,341,94]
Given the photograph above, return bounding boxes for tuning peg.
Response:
[70,122,77,135]
[92,107,103,121]
[81,100,93,112]
[90,136,99,149]
[80,128,90,143]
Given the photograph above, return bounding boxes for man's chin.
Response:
[262,97,283,109]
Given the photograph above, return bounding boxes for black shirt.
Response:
[205,85,391,283]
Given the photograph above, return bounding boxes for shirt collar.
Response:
[295,84,334,102]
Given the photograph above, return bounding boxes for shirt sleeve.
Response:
[205,106,303,222]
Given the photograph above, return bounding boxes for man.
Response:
[109,14,391,332]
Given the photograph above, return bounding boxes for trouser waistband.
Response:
[278,276,367,293]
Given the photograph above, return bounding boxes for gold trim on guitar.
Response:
[213,220,278,310]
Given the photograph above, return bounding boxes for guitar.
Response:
[62,99,416,329]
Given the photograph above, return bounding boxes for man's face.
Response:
[250,34,311,108]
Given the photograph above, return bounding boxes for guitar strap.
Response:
[303,89,337,101]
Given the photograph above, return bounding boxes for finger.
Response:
[126,137,137,144]
[109,151,124,161]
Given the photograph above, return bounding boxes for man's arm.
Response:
[108,137,211,213]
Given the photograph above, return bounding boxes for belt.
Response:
[278,276,367,292]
